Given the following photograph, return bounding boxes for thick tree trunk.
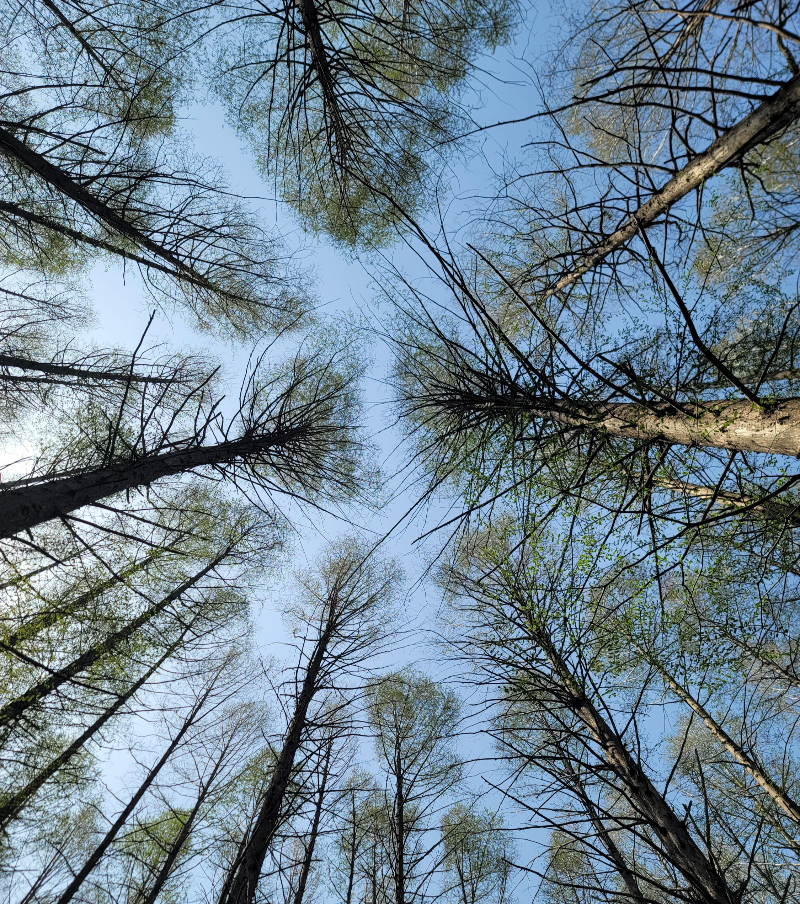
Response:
[532,396,800,456]
[651,661,800,828]
[544,71,800,296]
[527,621,735,904]
[53,687,212,904]
[0,633,183,829]
[217,605,337,904]
[0,428,299,540]
[0,551,229,730]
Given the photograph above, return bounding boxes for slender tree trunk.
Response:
[654,477,800,526]
[290,739,332,904]
[293,0,348,161]
[53,687,212,904]
[3,551,163,650]
[0,428,301,540]
[0,550,230,730]
[0,353,177,385]
[544,71,800,297]
[0,126,217,291]
[138,740,233,904]
[560,755,648,904]
[217,604,338,904]
[393,740,405,904]
[648,659,800,828]
[524,617,735,904]
[344,791,357,904]
[0,633,185,829]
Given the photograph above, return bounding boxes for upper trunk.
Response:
[529,622,735,904]
[218,604,338,904]
[545,71,800,297]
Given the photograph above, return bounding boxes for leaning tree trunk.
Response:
[0,550,230,731]
[524,615,736,904]
[0,352,178,386]
[3,550,163,650]
[290,739,333,904]
[53,685,213,904]
[544,71,800,297]
[0,125,218,293]
[0,427,302,540]
[654,477,800,527]
[646,657,800,829]
[0,629,187,829]
[217,602,338,904]
[533,396,800,457]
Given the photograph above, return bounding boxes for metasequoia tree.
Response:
[0,333,366,542]
[212,0,517,247]
[436,521,796,904]
[218,537,400,904]
[0,1,309,338]
[365,670,463,904]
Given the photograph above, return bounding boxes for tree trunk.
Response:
[0,632,184,829]
[3,551,163,650]
[526,618,735,904]
[138,740,231,904]
[650,660,800,828]
[0,428,300,540]
[0,352,177,385]
[0,126,217,292]
[393,740,405,904]
[290,739,332,904]
[217,602,338,904]
[53,686,212,904]
[654,477,800,526]
[545,71,800,297]
[560,756,648,904]
[529,396,800,457]
[0,550,230,730]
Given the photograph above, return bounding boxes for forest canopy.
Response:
[2,2,800,904]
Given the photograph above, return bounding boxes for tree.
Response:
[366,670,462,904]
[212,0,517,247]
[218,537,401,904]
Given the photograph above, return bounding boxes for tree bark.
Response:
[0,551,229,731]
[53,687,212,904]
[0,427,301,540]
[0,353,177,386]
[524,396,800,457]
[544,72,800,297]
